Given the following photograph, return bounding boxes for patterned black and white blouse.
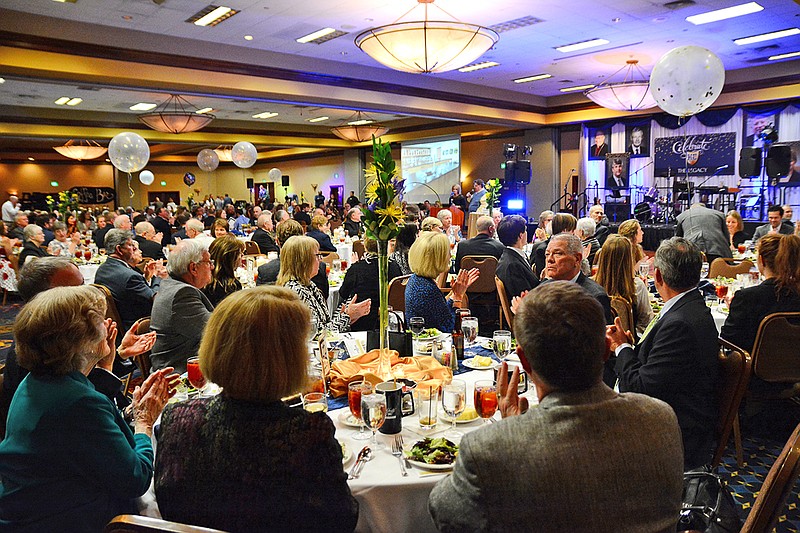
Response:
[284,278,350,333]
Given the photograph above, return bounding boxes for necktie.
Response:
[634,147,639,154]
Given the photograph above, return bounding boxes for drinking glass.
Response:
[715,281,729,306]
[83,249,92,261]
[417,384,440,431]
[638,262,649,279]
[737,244,746,255]
[308,317,319,342]
[474,380,498,424]
[462,316,479,352]
[361,393,387,450]
[700,262,710,279]
[409,317,425,338]
[492,330,512,361]
[340,259,348,270]
[332,259,342,273]
[441,379,466,439]
[349,381,373,440]
[302,392,328,413]
[186,357,207,394]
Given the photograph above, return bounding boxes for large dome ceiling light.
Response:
[52,139,108,161]
[355,0,499,74]
[584,60,658,112]
[331,111,390,142]
[137,94,216,134]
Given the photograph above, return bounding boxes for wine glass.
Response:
[492,330,512,361]
[715,280,729,306]
[462,316,478,354]
[441,379,466,439]
[361,393,387,450]
[302,392,328,413]
[349,381,373,440]
[186,357,207,395]
[638,262,649,279]
[474,380,498,425]
[409,317,425,339]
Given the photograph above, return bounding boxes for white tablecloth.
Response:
[79,264,99,285]
[336,242,353,263]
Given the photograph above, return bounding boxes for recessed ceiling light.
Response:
[513,73,552,83]
[769,50,800,61]
[458,61,500,73]
[196,107,215,114]
[66,97,82,106]
[244,35,253,41]
[130,102,157,111]
[347,119,373,126]
[188,5,238,27]
[52,0,77,3]
[54,97,70,105]
[296,27,336,44]
[307,116,329,123]
[555,38,609,53]
[560,84,596,92]
[28,157,35,161]
[252,112,278,119]
[734,28,800,45]
[686,2,763,25]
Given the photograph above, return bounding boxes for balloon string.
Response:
[127,173,135,198]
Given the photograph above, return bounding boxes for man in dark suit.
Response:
[454,215,504,271]
[172,213,190,242]
[608,237,719,469]
[250,213,279,254]
[257,219,328,299]
[91,214,111,248]
[590,129,609,158]
[495,215,538,302]
[94,229,167,332]
[752,204,794,241]
[627,126,647,156]
[133,221,166,261]
[675,202,730,265]
[151,206,175,248]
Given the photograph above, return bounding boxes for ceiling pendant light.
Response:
[52,139,108,161]
[214,145,233,162]
[355,0,499,74]
[584,60,658,112]
[137,94,215,134]
[331,111,390,142]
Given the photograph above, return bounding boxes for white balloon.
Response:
[649,46,725,118]
[197,148,220,172]
[108,132,150,173]
[232,141,257,169]
[268,167,282,181]
[139,169,155,185]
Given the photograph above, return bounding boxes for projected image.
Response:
[401,136,461,204]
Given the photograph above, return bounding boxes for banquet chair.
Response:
[243,241,260,255]
[708,258,753,280]
[495,276,515,335]
[461,255,500,334]
[92,284,123,329]
[741,420,800,533]
[105,514,228,532]
[329,220,342,231]
[712,338,751,468]
[133,318,152,379]
[750,312,800,386]
[609,297,637,344]
[388,274,412,312]
[352,240,365,260]
[319,251,339,266]
[460,256,498,293]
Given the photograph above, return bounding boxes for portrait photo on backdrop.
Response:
[743,111,780,147]
[605,154,630,190]
[588,127,610,160]
[626,124,650,158]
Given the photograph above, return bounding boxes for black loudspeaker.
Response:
[504,160,532,185]
[281,175,290,187]
[739,147,762,178]
[246,178,254,189]
[604,202,630,223]
[766,145,793,179]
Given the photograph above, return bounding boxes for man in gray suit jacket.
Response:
[675,202,730,264]
[150,239,214,374]
[429,282,684,532]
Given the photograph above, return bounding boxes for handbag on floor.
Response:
[677,466,742,533]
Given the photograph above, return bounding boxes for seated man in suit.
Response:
[495,214,538,304]
[753,204,794,241]
[429,282,684,532]
[150,239,214,374]
[134,221,166,261]
[576,217,600,266]
[529,213,577,276]
[589,204,611,246]
[95,229,167,333]
[608,237,720,469]
[250,213,279,254]
[256,219,329,299]
[454,215,504,271]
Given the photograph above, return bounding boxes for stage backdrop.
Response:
[654,132,736,177]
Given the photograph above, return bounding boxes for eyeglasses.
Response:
[315,253,325,259]
[197,259,215,268]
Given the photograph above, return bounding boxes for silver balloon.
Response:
[108,132,150,173]
[268,167,282,181]
[197,148,220,172]
[232,141,258,169]
[649,46,725,118]
[139,169,155,185]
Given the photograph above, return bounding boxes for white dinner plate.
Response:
[338,411,361,428]
[461,357,497,370]
[440,413,480,424]
[406,458,455,471]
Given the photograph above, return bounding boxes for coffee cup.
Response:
[376,381,415,434]
[493,362,528,394]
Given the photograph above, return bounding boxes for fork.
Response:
[392,434,408,476]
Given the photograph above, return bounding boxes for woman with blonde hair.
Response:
[155,286,358,531]
[405,231,478,332]
[278,235,369,333]
[726,209,747,249]
[202,233,245,306]
[618,219,646,266]
[594,234,653,335]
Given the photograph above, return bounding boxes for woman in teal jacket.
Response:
[0,285,173,532]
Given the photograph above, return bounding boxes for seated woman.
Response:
[0,285,173,531]
[618,219,646,269]
[65,212,79,236]
[339,237,403,331]
[202,233,245,306]
[306,214,337,252]
[155,287,359,532]
[721,233,800,354]
[421,216,443,233]
[212,217,229,238]
[390,222,418,276]
[278,236,369,333]
[18,224,48,267]
[593,235,653,336]
[46,221,79,257]
[726,209,748,249]
[405,232,478,332]
[0,222,18,294]
[437,208,462,245]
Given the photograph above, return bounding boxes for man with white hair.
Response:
[491,210,503,240]
[134,221,166,260]
[454,215,504,271]
[150,239,214,373]
[185,218,214,246]
[8,212,28,242]
[251,213,279,254]
[588,204,610,245]
[1,194,19,228]
[576,217,600,266]
[113,214,133,232]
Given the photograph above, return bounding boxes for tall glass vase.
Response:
[376,239,392,380]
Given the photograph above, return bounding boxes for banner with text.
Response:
[654,132,736,177]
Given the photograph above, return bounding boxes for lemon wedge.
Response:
[473,355,493,367]
[457,407,478,421]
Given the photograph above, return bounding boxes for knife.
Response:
[348,446,371,480]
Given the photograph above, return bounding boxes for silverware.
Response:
[392,435,408,476]
[348,446,372,480]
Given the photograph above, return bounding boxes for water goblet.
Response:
[441,379,466,439]
[492,330,512,361]
[474,380,498,425]
[361,393,387,450]
[349,381,373,441]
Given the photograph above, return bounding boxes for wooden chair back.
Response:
[244,241,260,255]
[105,514,227,532]
[92,284,122,327]
[330,220,342,231]
[133,318,153,379]
[708,258,753,279]
[319,252,339,266]
[388,274,412,313]
[495,276,514,335]
[712,337,751,468]
[610,297,636,344]
[751,312,800,382]
[460,255,498,294]
[352,240,365,260]
[741,421,800,533]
